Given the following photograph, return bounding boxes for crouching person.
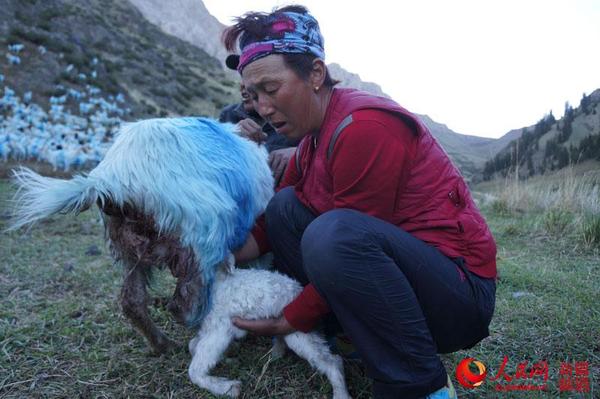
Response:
[227,6,497,399]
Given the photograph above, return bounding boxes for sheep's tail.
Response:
[7,167,104,231]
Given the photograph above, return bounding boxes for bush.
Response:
[146,104,157,115]
[8,27,48,46]
[172,93,189,107]
[581,214,600,247]
[503,224,521,236]
[40,8,62,22]
[149,87,169,98]
[193,76,207,85]
[542,208,572,235]
[15,11,34,25]
[490,199,510,215]
[64,52,87,70]
[131,75,145,85]
[221,79,236,88]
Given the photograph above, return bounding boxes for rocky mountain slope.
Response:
[128,0,231,71]
[327,63,390,98]
[0,0,237,120]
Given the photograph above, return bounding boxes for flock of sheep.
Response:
[0,43,128,171]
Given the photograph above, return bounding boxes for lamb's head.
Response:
[102,200,206,327]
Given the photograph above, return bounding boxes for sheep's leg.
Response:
[284,332,351,399]
[188,325,241,398]
[120,261,177,355]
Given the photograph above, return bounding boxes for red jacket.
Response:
[253,88,497,331]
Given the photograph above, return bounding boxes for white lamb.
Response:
[188,262,351,399]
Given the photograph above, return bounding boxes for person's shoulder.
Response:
[346,109,416,138]
[219,103,246,123]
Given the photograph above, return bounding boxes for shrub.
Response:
[176,74,190,86]
[193,76,207,85]
[146,104,157,114]
[221,79,236,88]
[503,224,521,236]
[581,214,600,247]
[15,11,34,25]
[104,60,123,73]
[209,85,226,95]
[131,75,145,85]
[40,8,62,22]
[173,93,189,107]
[64,52,87,69]
[149,87,169,98]
[8,27,47,46]
[491,199,510,215]
[542,208,572,236]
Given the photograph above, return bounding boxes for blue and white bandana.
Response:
[237,11,325,73]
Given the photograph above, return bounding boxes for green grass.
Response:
[1,178,598,398]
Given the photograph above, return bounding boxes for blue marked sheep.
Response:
[9,117,273,353]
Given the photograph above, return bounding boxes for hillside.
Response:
[483,90,600,180]
[128,0,232,72]
[0,0,237,119]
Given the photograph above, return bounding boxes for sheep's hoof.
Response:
[221,379,241,398]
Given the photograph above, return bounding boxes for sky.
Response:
[203,0,600,139]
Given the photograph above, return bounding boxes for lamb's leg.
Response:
[188,325,241,398]
[120,260,177,354]
[271,336,287,359]
[284,332,351,399]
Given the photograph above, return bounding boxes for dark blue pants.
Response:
[266,187,496,399]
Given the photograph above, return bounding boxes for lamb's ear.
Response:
[225,252,236,274]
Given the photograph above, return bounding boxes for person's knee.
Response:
[265,186,296,227]
[301,209,371,284]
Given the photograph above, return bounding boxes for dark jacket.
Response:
[218,103,299,152]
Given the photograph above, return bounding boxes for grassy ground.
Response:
[0,177,598,398]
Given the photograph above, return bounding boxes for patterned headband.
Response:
[237,11,325,73]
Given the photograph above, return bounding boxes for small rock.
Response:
[63,262,75,272]
[80,223,93,235]
[85,245,101,256]
[69,310,83,318]
[512,291,533,298]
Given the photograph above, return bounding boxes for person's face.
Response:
[242,54,316,140]
[240,84,254,113]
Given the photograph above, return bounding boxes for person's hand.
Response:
[233,234,260,265]
[269,147,296,185]
[232,315,295,336]
[237,118,267,143]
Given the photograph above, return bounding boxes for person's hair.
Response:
[222,5,338,88]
